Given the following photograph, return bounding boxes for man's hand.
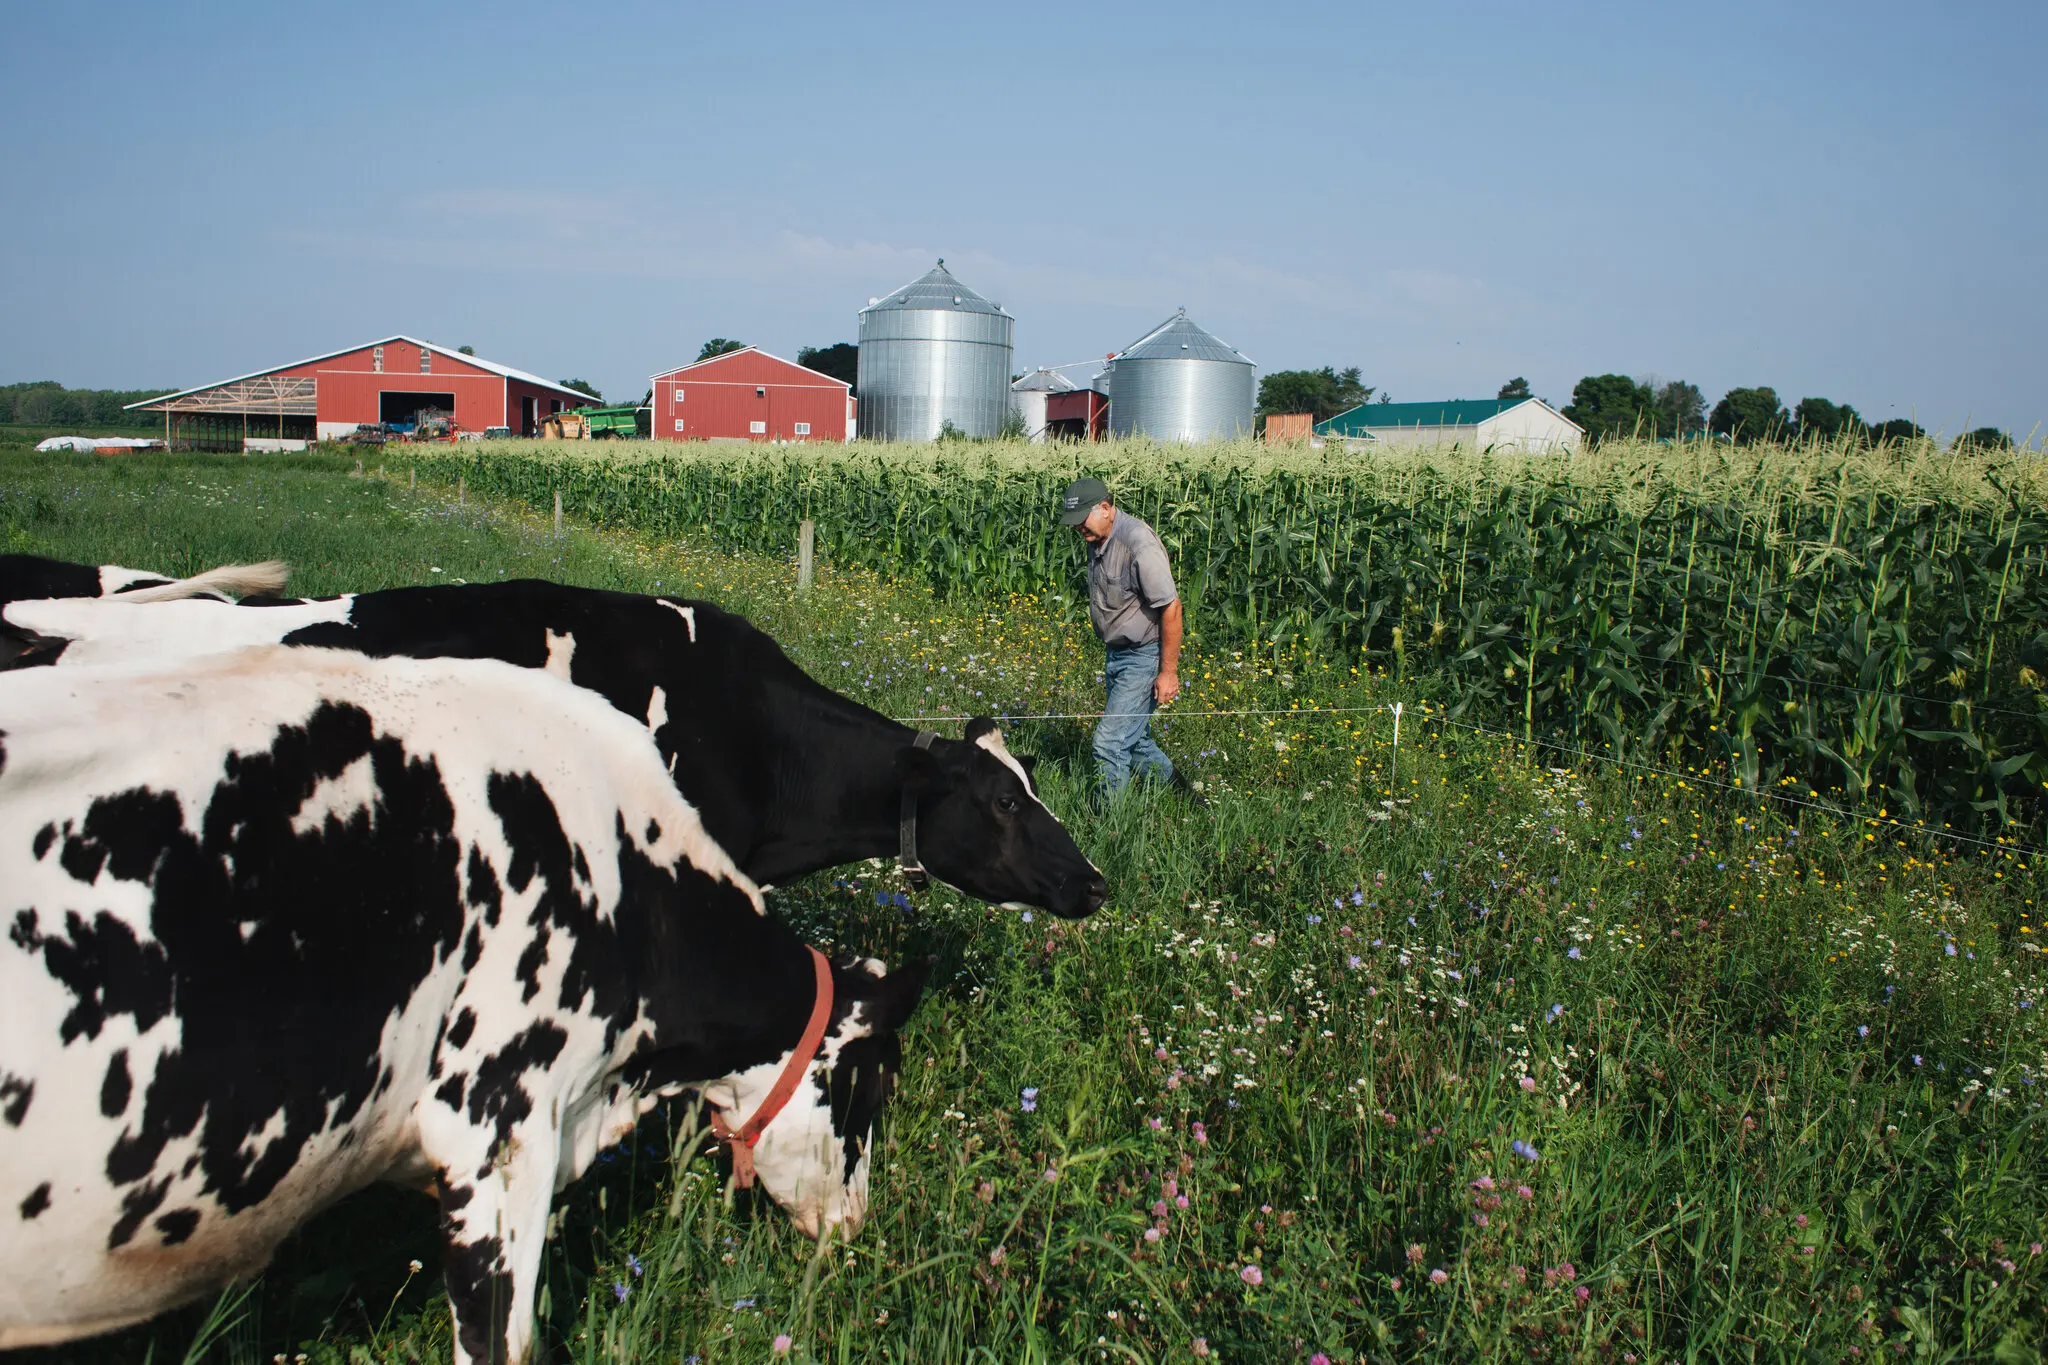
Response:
[1154,669,1180,706]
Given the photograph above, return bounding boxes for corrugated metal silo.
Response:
[1009,367,1074,442]
[857,260,1015,440]
[1106,309,1255,442]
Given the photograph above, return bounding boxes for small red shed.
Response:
[649,347,855,444]
[1045,388,1109,441]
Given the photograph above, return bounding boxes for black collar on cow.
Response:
[898,729,938,889]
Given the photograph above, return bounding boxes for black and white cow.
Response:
[4,580,1108,916]
[0,553,287,608]
[0,646,929,1362]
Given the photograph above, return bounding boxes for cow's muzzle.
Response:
[1055,869,1109,918]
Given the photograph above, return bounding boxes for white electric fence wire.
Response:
[896,701,2036,857]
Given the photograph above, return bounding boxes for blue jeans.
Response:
[1094,642,1174,798]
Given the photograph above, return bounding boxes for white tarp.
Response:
[35,436,162,451]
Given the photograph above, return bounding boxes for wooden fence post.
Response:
[797,520,815,592]
[458,476,465,507]
[554,489,563,536]
[409,468,416,489]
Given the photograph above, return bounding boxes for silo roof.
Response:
[1115,309,1252,366]
[862,260,1011,317]
[1011,368,1076,392]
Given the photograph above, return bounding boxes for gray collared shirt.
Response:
[1087,510,1178,648]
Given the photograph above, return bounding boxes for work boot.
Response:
[1169,768,1210,808]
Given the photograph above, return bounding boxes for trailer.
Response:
[573,405,651,439]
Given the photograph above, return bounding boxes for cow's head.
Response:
[740,956,932,1239]
[897,717,1107,919]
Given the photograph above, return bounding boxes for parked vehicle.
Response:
[573,405,650,439]
[412,409,458,442]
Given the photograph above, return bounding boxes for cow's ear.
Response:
[895,742,947,794]
[869,956,936,1031]
[1016,754,1039,783]
[962,715,998,745]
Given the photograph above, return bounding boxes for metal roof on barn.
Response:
[126,335,594,411]
[1114,309,1252,365]
[1316,397,1533,436]
[861,260,1010,317]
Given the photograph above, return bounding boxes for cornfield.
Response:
[409,435,2048,833]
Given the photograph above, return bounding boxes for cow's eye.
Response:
[996,794,1020,814]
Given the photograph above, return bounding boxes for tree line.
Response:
[1556,373,2012,450]
[1253,366,2015,450]
[1,381,174,428]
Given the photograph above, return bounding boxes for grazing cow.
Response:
[4,580,1108,916]
[0,554,288,607]
[0,647,929,1362]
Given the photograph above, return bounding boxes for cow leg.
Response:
[430,1128,562,1365]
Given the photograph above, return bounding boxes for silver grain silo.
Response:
[1105,309,1256,442]
[1009,367,1074,442]
[857,260,1015,440]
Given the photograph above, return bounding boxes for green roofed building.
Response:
[1314,396,1581,452]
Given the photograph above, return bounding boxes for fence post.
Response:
[1389,702,1403,795]
[458,476,465,507]
[409,467,416,490]
[797,519,815,592]
[353,459,363,478]
[554,489,563,536]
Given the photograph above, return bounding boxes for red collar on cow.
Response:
[898,729,938,890]
[709,945,835,1189]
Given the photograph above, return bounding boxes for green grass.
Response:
[4,450,2045,1364]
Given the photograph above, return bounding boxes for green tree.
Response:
[1652,381,1706,437]
[558,379,602,402]
[797,342,859,393]
[1708,387,1789,443]
[1562,374,1654,442]
[696,338,748,363]
[0,380,176,429]
[457,345,476,356]
[1497,376,1532,401]
[1257,366,1373,422]
[1792,396,1863,442]
[1954,426,2013,453]
[1866,418,1925,445]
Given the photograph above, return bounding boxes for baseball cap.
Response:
[1058,476,1110,525]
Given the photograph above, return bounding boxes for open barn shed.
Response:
[1315,397,1583,453]
[126,336,595,450]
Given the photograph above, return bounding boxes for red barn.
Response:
[128,336,599,449]
[650,347,855,443]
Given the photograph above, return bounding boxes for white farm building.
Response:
[1315,397,1582,452]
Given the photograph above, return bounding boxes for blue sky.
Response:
[3,1,2042,437]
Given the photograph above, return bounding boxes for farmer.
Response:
[1059,476,1188,801]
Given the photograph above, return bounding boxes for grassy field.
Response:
[3,449,2045,1364]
